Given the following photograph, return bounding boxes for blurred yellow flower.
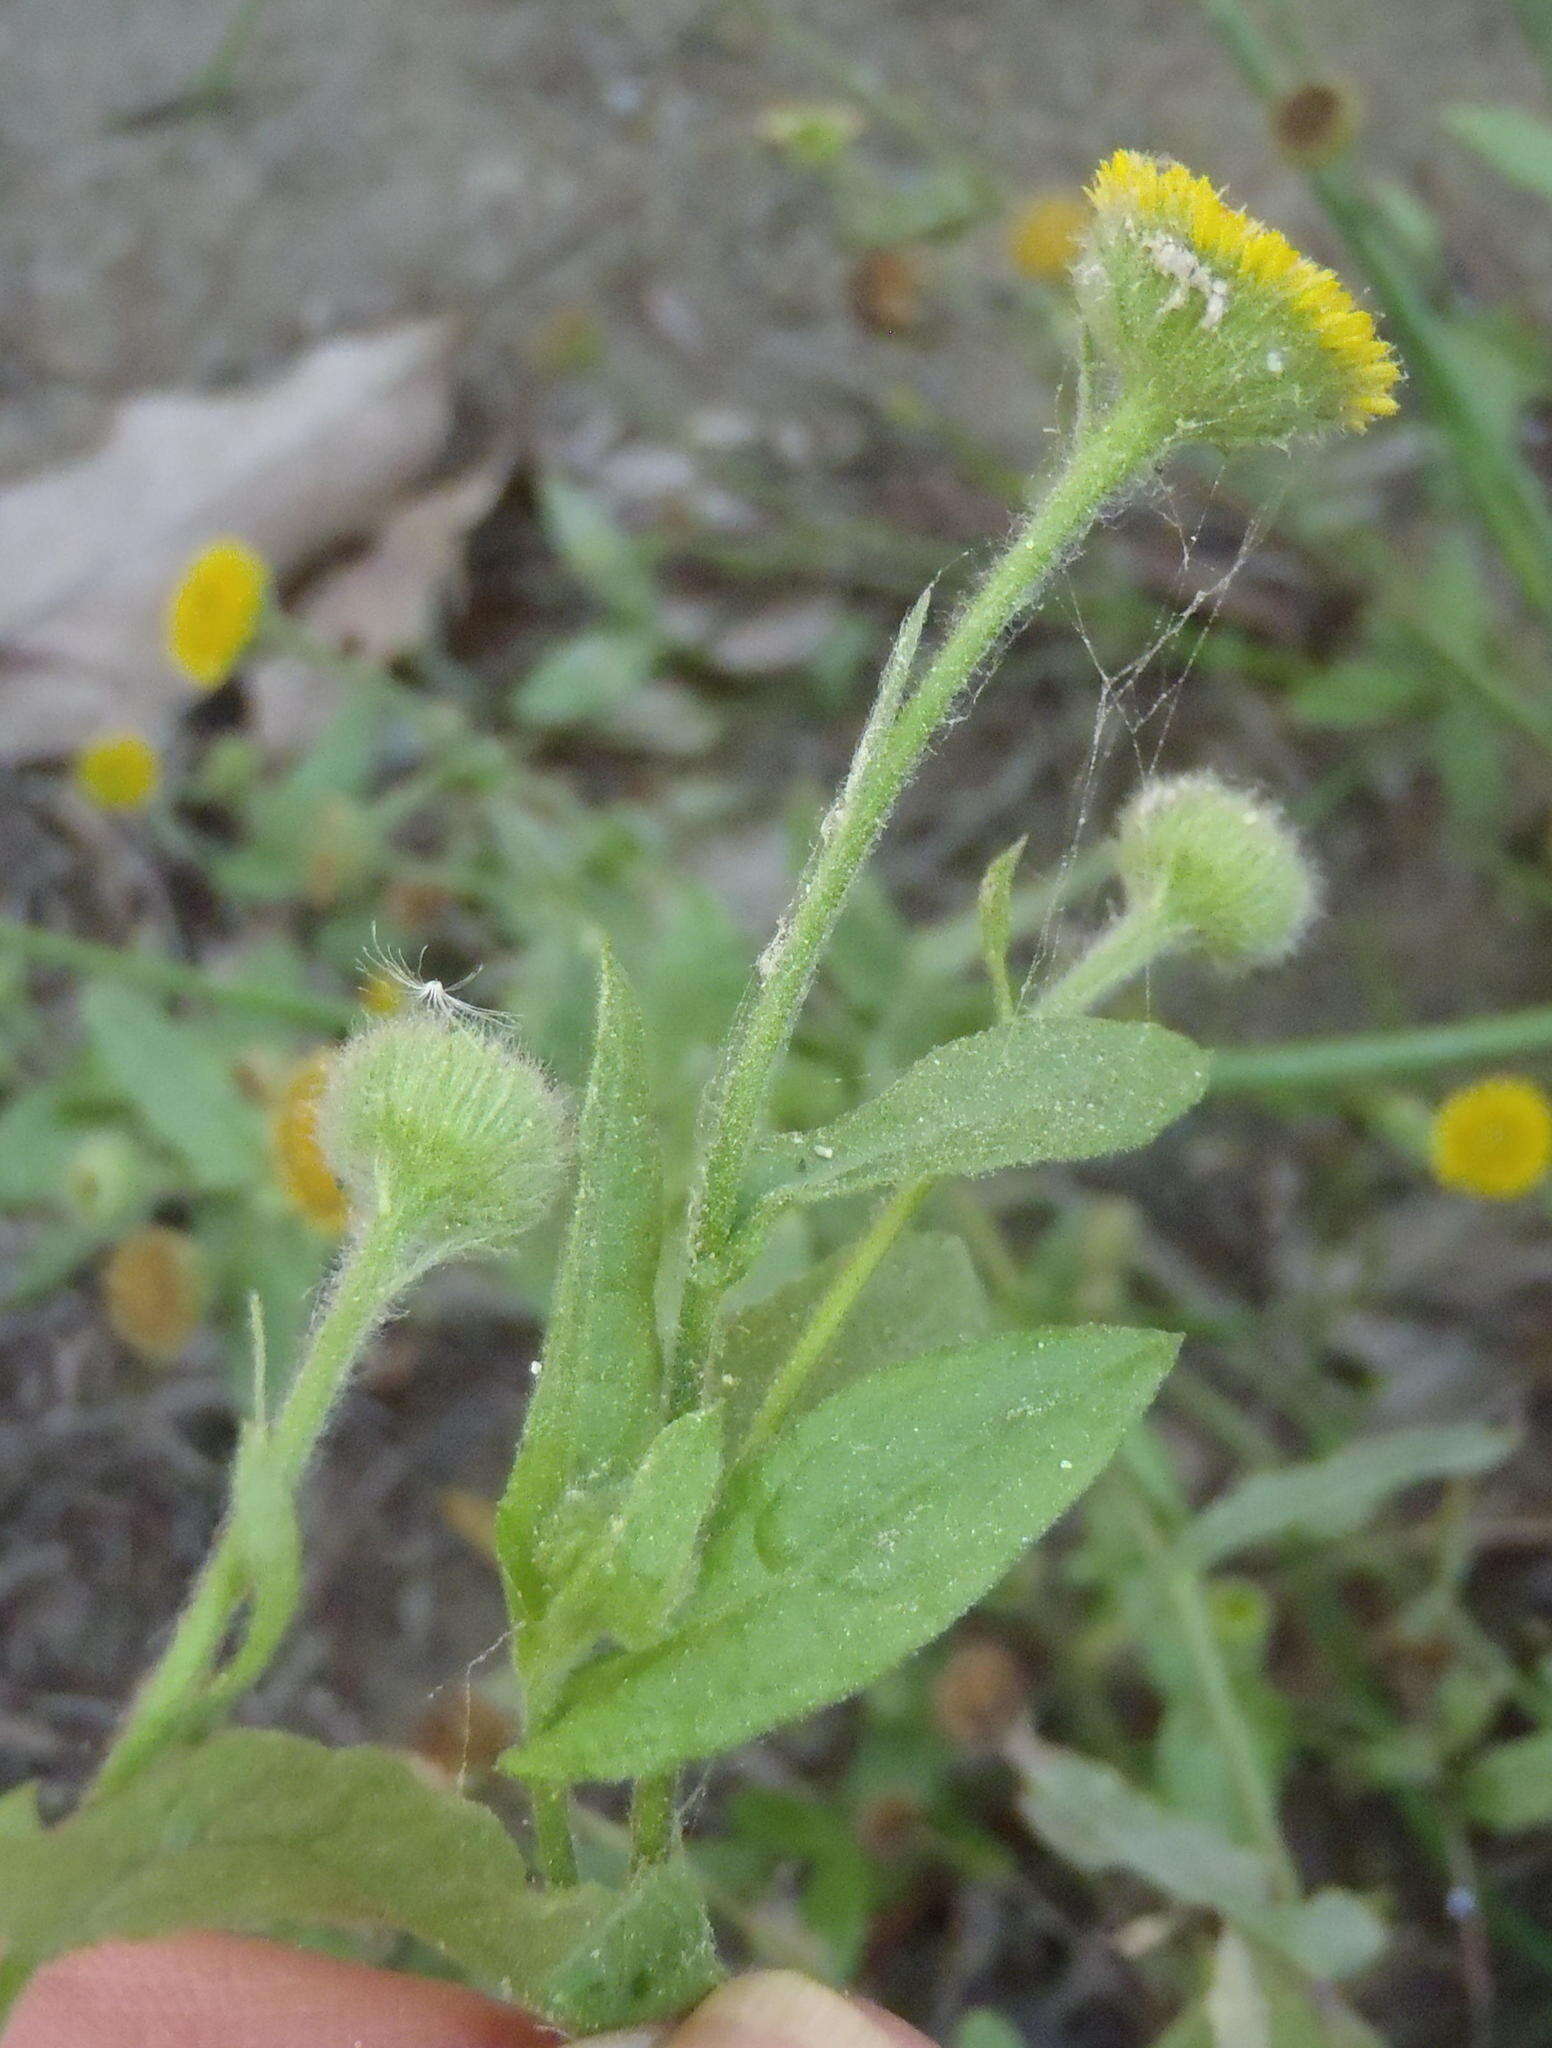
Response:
[1430,1076,1552,1200]
[165,538,269,688]
[1006,191,1088,281]
[103,1224,206,1363]
[271,1051,349,1232]
[75,732,161,811]
[359,970,407,1017]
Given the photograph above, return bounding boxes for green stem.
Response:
[530,1784,580,1888]
[0,915,354,1031]
[91,1215,408,1799]
[1514,0,1552,83]
[1028,898,1180,1018]
[673,392,1174,1404]
[1119,1458,1302,1902]
[1209,1005,1552,1095]
[739,1178,934,1462]
[628,1772,679,1869]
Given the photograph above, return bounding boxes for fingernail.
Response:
[667,1971,920,2047]
[583,2030,667,2048]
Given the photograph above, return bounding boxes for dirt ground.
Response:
[2,0,1545,481]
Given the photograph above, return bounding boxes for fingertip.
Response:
[3,1933,561,2048]
[663,1971,931,2048]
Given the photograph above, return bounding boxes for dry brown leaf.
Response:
[247,464,504,753]
[0,320,457,761]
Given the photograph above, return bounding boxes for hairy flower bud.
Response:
[1074,150,1398,444]
[321,1012,565,1257]
[1117,772,1317,971]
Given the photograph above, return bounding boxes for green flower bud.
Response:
[321,1012,565,1257]
[1117,772,1317,971]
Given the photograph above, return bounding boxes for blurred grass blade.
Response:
[1196,0,1552,623]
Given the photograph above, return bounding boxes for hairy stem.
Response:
[672,391,1174,1404]
[91,1215,409,1799]
[530,1784,581,1889]
[1028,897,1180,1018]
[629,1772,679,1870]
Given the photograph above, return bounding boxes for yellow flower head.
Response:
[103,1224,207,1364]
[271,1051,350,1233]
[165,538,269,688]
[75,732,161,811]
[1430,1076,1552,1201]
[1007,191,1089,282]
[1075,149,1400,444]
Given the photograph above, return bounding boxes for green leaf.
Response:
[956,2015,1025,2048]
[1008,1734,1385,1979]
[79,986,263,1191]
[542,1854,721,2033]
[978,837,1027,1021]
[0,1731,604,2014]
[497,949,667,1618]
[539,475,661,627]
[0,1084,88,1207]
[516,627,658,730]
[1183,1425,1515,1568]
[1444,104,1552,204]
[504,1325,1175,1782]
[1289,658,1429,730]
[532,1408,723,1681]
[728,1786,877,1980]
[1009,1728,1273,1921]
[757,1018,1207,1207]
[1154,1931,1385,2048]
[0,1784,41,1839]
[714,1228,992,1448]
[1462,1727,1552,1832]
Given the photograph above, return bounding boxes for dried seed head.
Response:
[1273,81,1361,167]
[1118,772,1318,971]
[931,1636,1030,1751]
[103,1225,206,1364]
[321,1013,566,1257]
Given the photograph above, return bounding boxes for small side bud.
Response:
[1117,772,1317,971]
[321,1013,565,1257]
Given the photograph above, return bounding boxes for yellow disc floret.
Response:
[1430,1076,1552,1201]
[76,732,161,811]
[165,538,269,688]
[1076,149,1399,444]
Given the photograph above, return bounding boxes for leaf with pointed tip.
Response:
[755,1018,1207,1208]
[504,1326,1174,1782]
[497,949,666,1618]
